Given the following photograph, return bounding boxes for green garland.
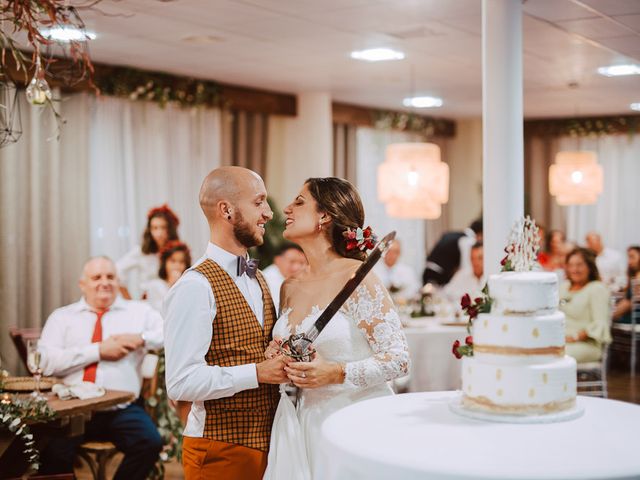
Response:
[0,395,56,473]
[145,352,183,479]
[95,66,222,109]
[524,114,640,137]
[373,110,455,137]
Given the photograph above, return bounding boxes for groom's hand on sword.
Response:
[256,355,290,384]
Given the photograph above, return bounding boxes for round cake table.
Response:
[318,392,640,480]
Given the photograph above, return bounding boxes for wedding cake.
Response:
[458,218,577,417]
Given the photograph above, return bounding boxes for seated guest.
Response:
[374,239,420,302]
[613,245,640,324]
[144,241,192,312]
[117,204,181,299]
[262,243,307,310]
[39,256,163,479]
[585,231,626,290]
[559,248,611,363]
[423,219,482,286]
[538,229,567,274]
[443,242,485,303]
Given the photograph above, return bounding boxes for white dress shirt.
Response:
[116,245,160,299]
[39,297,163,397]
[442,268,486,304]
[262,263,285,311]
[163,242,264,438]
[596,247,625,290]
[373,262,420,300]
[458,228,477,271]
[143,278,170,313]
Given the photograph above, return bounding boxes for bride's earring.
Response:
[317,221,322,232]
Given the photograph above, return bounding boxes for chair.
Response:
[575,294,616,398]
[611,278,640,375]
[8,326,159,480]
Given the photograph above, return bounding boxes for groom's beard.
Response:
[233,211,263,248]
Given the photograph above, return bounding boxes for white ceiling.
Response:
[78,0,640,118]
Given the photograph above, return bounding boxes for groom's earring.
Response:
[227,211,232,220]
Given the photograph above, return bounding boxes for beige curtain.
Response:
[0,94,90,374]
[332,123,357,184]
[524,133,566,232]
[221,109,269,179]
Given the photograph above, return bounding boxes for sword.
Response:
[281,231,396,361]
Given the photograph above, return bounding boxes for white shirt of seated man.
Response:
[373,239,420,301]
[39,256,163,397]
[585,232,626,290]
[262,245,307,312]
[443,243,486,305]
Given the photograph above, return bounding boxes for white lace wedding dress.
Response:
[264,279,409,480]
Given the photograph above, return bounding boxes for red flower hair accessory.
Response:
[160,240,190,257]
[147,204,180,227]
[343,226,377,252]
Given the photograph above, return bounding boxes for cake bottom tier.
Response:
[461,355,577,415]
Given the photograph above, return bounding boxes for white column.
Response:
[482,0,524,275]
[266,92,333,210]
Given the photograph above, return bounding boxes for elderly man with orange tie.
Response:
[38,256,164,479]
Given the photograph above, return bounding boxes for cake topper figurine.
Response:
[500,216,540,272]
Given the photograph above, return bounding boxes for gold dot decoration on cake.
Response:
[542,373,548,384]
[563,383,567,392]
[532,328,540,338]
[497,388,503,397]
[501,323,509,333]
[483,319,488,328]
[496,369,502,381]
[529,388,536,398]
[468,366,472,374]
[468,384,472,393]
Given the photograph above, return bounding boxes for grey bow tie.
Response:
[237,256,259,279]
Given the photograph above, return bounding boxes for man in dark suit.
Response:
[422,219,483,286]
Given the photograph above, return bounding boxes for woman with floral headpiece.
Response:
[116,204,181,299]
[262,177,409,479]
[144,241,192,312]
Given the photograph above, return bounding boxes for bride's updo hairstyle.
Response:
[305,177,367,261]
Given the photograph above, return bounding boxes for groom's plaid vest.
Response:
[194,259,279,451]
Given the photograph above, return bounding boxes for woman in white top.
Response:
[116,204,180,299]
[263,177,409,480]
[144,241,192,312]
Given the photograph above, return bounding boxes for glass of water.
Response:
[26,339,44,399]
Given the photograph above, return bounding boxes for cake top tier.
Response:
[501,216,540,272]
[489,271,559,314]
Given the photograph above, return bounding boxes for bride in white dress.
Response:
[263,177,410,479]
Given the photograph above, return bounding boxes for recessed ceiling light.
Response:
[181,34,223,45]
[631,103,640,111]
[40,27,96,42]
[350,48,405,62]
[597,64,640,77]
[402,96,443,108]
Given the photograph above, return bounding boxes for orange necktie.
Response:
[83,309,108,383]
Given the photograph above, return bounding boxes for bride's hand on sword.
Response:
[285,352,345,388]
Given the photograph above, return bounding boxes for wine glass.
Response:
[26,339,44,399]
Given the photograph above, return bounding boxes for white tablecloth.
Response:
[402,317,466,392]
[319,392,640,480]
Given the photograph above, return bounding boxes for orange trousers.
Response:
[182,436,268,480]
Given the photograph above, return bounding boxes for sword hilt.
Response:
[280,333,315,362]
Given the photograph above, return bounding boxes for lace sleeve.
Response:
[341,274,410,388]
